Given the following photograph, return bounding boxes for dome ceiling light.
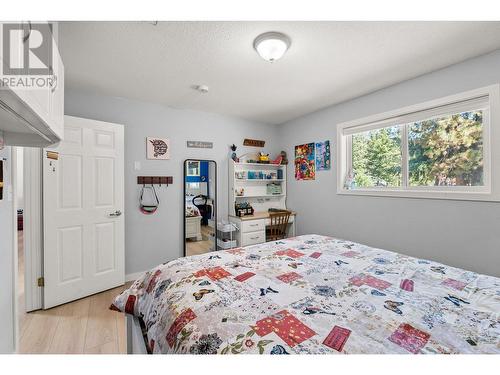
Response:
[253,32,291,63]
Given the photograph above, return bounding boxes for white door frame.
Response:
[13,148,18,352]
[22,147,43,312]
[10,147,43,352]
[10,146,43,353]
[8,147,19,353]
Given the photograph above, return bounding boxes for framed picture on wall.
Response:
[147,137,170,160]
[295,142,315,180]
[315,140,331,171]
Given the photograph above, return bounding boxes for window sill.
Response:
[337,188,500,202]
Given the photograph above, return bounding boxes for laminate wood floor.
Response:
[186,224,214,256]
[18,231,130,354]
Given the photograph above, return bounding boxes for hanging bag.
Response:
[139,184,160,214]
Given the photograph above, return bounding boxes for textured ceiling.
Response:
[59,21,500,124]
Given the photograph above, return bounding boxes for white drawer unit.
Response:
[241,219,266,233]
[229,213,297,248]
[229,217,268,247]
[241,230,266,246]
[185,216,202,240]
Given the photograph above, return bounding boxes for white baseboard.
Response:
[125,271,146,282]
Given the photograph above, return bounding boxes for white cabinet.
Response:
[229,214,296,247]
[0,22,64,147]
[228,160,287,216]
[241,219,266,232]
[228,158,293,247]
[229,217,267,247]
[241,223,266,246]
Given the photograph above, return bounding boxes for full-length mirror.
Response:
[184,159,217,256]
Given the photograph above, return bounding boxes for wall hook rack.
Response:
[137,176,173,187]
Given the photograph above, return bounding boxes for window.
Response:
[351,125,402,188]
[186,161,200,176]
[337,85,500,201]
[408,110,483,187]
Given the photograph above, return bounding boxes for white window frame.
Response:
[337,84,500,201]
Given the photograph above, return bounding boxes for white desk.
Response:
[229,211,296,247]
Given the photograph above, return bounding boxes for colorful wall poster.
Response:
[315,140,331,171]
[295,143,315,180]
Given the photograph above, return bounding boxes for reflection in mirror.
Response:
[184,160,217,256]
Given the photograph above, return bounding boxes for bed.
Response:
[111,234,500,354]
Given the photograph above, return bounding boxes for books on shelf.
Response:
[235,170,281,180]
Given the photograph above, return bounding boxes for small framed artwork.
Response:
[295,142,315,180]
[147,137,170,160]
[315,140,331,171]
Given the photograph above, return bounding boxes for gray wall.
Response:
[277,50,500,277]
[0,146,15,353]
[65,91,278,275]
[66,50,500,278]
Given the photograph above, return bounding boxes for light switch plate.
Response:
[134,161,141,171]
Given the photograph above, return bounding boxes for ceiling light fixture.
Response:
[253,32,291,63]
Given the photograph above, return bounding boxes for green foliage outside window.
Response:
[408,111,483,186]
[351,111,483,188]
[352,126,402,187]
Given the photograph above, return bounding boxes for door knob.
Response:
[109,210,122,217]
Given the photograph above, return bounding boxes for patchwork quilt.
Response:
[111,235,500,354]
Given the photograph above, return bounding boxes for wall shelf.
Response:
[235,179,284,182]
[229,160,288,216]
[235,194,285,198]
[233,162,284,167]
[137,176,173,186]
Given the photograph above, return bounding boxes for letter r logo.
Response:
[2,23,53,75]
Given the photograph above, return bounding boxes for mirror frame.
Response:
[183,159,217,257]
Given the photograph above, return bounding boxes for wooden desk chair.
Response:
[267,210,292,241]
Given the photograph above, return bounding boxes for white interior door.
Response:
[43,115,124,309]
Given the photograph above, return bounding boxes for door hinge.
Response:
[37,277,44,287]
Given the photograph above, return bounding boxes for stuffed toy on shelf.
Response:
[258,152,270,163]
